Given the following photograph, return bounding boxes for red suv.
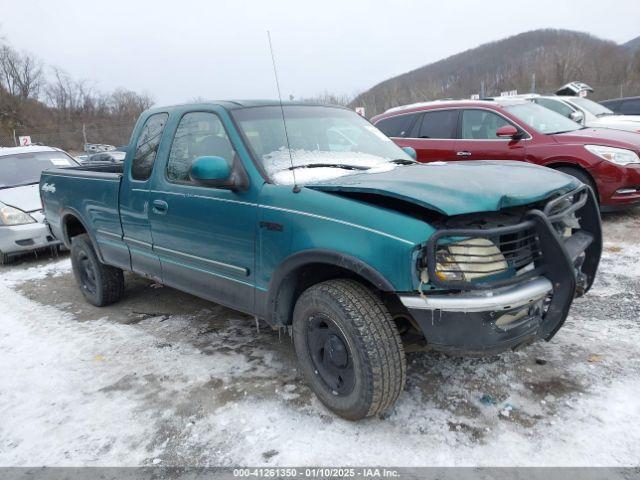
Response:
[371,99,640,210]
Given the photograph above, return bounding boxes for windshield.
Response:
[569,97,614,117]
[0,151,77,188]
[504,103,583,135]
[231,106,412,184]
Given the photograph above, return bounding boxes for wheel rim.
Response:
[306,314,355,396]
[77,250,97,295]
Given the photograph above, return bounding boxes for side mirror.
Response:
[570,111,584,124]
[190,156,231,187]
[496,125,520,138]
[402,146,417,160]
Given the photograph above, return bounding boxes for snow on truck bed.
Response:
[0,213,639,467]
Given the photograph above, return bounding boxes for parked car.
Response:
[85,151,126,163]
[372,98,640,210]
[41,101,601,420]
[518,94,640,133]
[601,96,640,116]
[0,145,79,264]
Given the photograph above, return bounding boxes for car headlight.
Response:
[584,145,640,166]
[0,204,36,226]
[434,238,508,282]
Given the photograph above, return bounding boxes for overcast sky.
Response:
[1,0,639,105]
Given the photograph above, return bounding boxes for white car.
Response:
[519,93,640,133]
[0,145,79,264]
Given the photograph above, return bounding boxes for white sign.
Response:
[500,90,518,97]
[355,107,366,117]
[470,94,480,100]
[18,135,32,146]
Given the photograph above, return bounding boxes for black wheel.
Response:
[70,234,124,306]
[293,279,406,420]
[0,250,10,265]
[557,166,598,200]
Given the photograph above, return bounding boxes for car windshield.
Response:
[504,103,583,135]
[569,97,614,117]
[0,151,77,188]
[231,105,412,184]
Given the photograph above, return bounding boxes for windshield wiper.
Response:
[388,158,417,165]
[288,163,370,171]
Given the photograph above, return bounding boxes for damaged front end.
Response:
[400,185,602,355]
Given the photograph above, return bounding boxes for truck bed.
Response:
[40,164,128,268]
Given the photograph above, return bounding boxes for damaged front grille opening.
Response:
[424,221,546,290]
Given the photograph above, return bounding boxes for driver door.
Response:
[148,108,257,314]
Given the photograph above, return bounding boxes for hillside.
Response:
[622,35,640,53]
[350,29,640,117]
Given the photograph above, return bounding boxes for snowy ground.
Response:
[0,209,639,467]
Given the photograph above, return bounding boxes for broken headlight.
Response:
[434,237,508,282]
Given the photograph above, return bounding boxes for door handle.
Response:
[152,199,169,214]
[456,151,472,157]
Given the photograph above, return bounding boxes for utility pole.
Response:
[480,81,485,98]
[82,123,88,147]
[531,73,536,94]
[12,129,17,147]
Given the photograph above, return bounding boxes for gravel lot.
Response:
[0,209,639,467]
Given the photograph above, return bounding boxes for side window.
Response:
[131,113,168,181]
[416,110,458,139]
[167,112,235,185]
[375,113,418,138]
[417,110,458,138]
[620,99,640,115]
[461,110,511,139]
[535,98,575,118]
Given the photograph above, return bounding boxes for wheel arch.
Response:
[263,249,396,326]
[60,209,104,262]
[544,161,599,199]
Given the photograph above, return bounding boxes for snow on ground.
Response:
[0,212,639,467]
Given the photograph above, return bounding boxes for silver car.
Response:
[0,145,79,264]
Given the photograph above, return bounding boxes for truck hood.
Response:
[306,161,579,216]
[0,183,42,212]
[554,127,640,150]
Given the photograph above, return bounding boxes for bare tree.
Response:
[0,44,44,99]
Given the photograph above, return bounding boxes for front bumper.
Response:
[0,222,61,256]
[402,186,602,355]
[400,278,553,355]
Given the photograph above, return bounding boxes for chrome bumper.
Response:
[400,277,553,313]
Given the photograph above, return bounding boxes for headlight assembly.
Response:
[0,204,36,226]
[434,238,508,282]
[584,145,640,166]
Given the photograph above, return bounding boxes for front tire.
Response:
[557,166,598,200]
[70,234,124,306]
[292,279,406,420]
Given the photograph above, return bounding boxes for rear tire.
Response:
[70,234,124,306]
[292,279,406,420]
[0,250,10,266]
[556,166,598,200]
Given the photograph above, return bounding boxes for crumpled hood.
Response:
[0,184,42,212]
[306,161,580,216]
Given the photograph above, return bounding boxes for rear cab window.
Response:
[131,113,169,181]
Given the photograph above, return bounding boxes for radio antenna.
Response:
[267,30,299,193]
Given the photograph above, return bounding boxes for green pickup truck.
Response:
[41,101,602,420]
